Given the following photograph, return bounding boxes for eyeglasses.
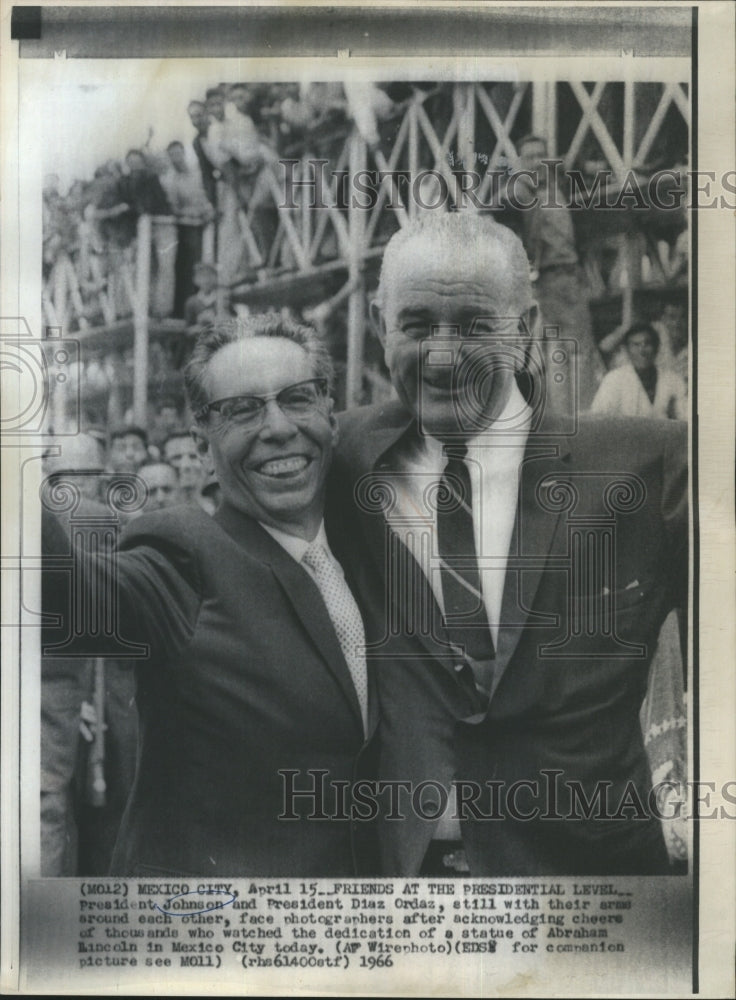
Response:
[196,378,329,426]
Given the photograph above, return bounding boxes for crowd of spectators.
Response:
[42,80,400,333]
[43,79,405,443]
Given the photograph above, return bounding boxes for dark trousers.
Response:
[77,662,138,876]
[173,225,204,318]
[41,662,91,875]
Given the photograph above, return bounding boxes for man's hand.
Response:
[94,203,130,220]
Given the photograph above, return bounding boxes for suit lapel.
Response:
[359,417,464,677]
[272,553,368,735]
[490,423,571,701]
[214,504,366,734]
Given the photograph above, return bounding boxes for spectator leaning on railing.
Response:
[43,174,79,276]
[188,99,220,207]
[98,149,178,318]
[162,140,215,317]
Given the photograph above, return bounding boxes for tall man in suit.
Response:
[330,212,687,877]
[43,314,375,877]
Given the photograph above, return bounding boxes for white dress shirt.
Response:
[261,520,335,582]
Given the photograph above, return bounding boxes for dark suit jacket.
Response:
[42,501,378,877]
[328,401,687,876]
[192,135,218,206]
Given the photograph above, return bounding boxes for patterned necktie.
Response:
[436,445,495,682]
[302,542,368,734]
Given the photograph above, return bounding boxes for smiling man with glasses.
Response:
[187,322,336,539]
[42,314,377,878]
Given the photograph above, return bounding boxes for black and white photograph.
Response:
[1,2,734,996]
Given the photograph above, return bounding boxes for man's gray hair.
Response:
[376,213,533,315]
[185,313,335,422]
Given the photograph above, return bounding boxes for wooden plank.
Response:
[363,107,412,241]
[671,82,690,125]
[231,259,349,310]
[564,80,606,170]
[264,169,311,270]
[415,102,459,209]
[475,83,521,166]
[346,130,367,409]
[634,82,677,167]
[132,214,151,426]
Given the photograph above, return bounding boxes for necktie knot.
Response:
[302,540,329,573]
[438,447,472,515]
[442,443,468,464]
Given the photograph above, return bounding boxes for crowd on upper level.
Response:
[42,80,403,329]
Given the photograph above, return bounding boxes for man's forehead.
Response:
[385,235,517,303]
[206,337,313,395]
[392,232,512,271]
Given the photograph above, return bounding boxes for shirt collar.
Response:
[467,380,532,446]
[419,380,532,462]
[260,520,329,563]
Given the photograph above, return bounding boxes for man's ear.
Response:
[521,301,540,339]
[325,397,340,448]
[516,301,540,376]
[369,298,387,349]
